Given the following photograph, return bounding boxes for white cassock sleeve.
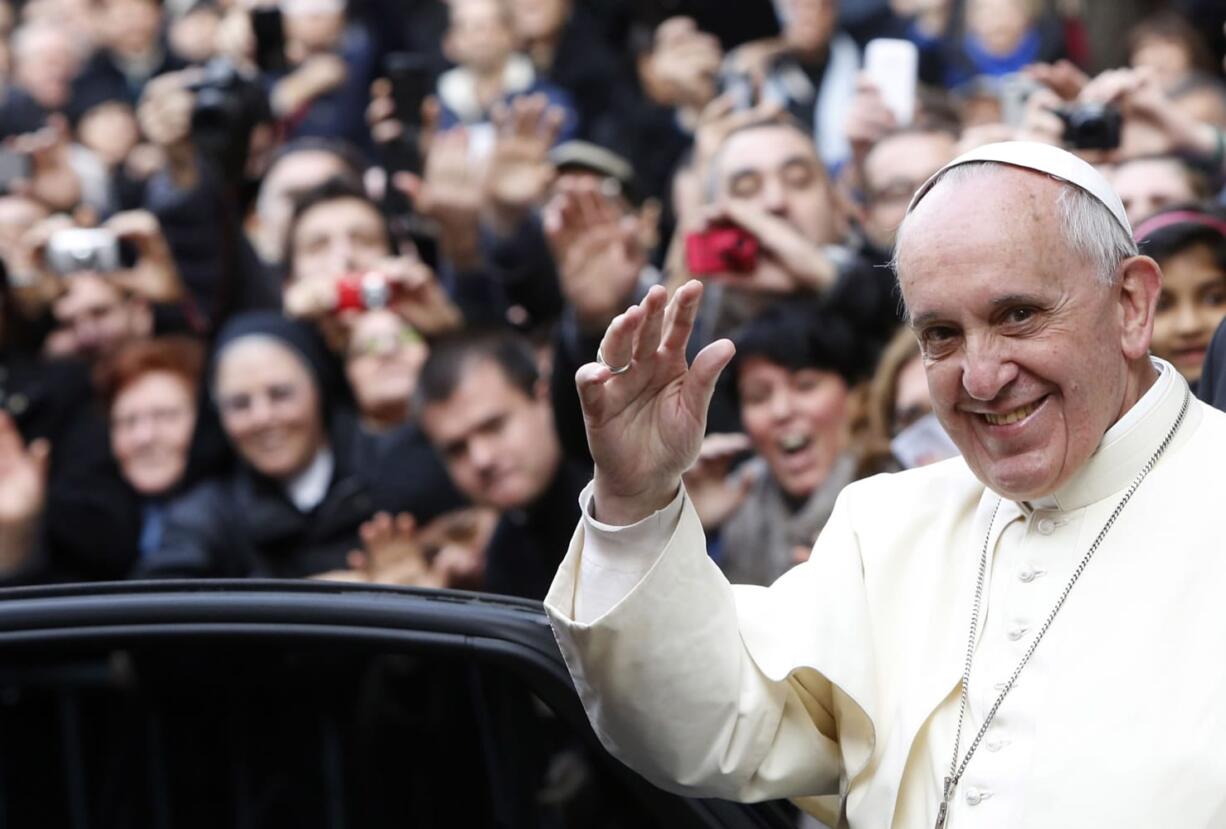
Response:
[545,481,877,806]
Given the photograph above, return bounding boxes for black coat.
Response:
[482,460,589,601]
[0,356,143,584]
[140,411,462,578]
[1197,317,1226,412]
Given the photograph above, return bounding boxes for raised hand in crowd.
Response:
[394,128,484,267]
[682,432,757,532]
[6,212,72,318]
[1078,66,1222,164]
[104,210,186,304]
[327,507,493,589]
[691,95,783,188]
[271,53,348,118]
[137,69,201,186]
[1023,60,1090,102]
[844,75,898,169]
[5,116,81,212]
[544,182,646,334]
[577,281,734,525]
[0,412,50,575]
[639,17,722,117]
[484,94,564,234]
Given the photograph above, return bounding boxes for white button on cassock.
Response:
[1036,517,1056,535]
[1007,625,1028,641]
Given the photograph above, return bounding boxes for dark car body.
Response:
[0,580,796,828]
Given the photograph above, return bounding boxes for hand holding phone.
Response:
[863,39,918,127]
[685,224,760,275]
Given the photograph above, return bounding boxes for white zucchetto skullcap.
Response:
[906,141,1132,237]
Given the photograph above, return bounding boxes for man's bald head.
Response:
[896,161,1137,289]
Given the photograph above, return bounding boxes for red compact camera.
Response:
[335,271,398,311]
[685,225,760,275]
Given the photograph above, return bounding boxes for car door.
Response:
[0,580,797,829]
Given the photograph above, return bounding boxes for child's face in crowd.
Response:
[966,0,1032,57]
[447,0,515,75]
[214,338,326,481]
[110,370,197,496]
[1150,243,1226,384]
[344,310,427,421]
[290,197,390,282]
[737,357,849,500]
[420,359,561,512]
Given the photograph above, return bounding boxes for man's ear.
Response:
[1116,254,1162,361]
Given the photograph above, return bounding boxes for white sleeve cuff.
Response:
[574,481,685,623]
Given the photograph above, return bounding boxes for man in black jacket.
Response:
[417,328,589,600]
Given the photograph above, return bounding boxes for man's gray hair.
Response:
[892,161,1138,285]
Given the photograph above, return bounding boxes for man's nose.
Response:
[961,336,1018,401]
[328,240,358,275]
[468,435,497,473]
[759,177,788,216]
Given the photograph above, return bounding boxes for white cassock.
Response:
[545,360,1226,828]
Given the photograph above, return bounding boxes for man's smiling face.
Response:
[897,166,1138,501]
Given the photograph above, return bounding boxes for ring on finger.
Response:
[596,347,632,376]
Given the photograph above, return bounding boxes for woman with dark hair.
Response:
[684,305,871,586]
[1135,204,1226,388]
[139,311,458,578]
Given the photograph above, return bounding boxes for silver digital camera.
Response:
[45,228,120,276]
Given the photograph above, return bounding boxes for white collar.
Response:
[285,446,334,513]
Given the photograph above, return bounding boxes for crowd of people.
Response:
[0,0,1222,597]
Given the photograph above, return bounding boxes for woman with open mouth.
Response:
[683,304,872,586]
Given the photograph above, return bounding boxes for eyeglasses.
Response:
[347,327,423,360]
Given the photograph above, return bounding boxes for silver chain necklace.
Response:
[933,386,1190,829]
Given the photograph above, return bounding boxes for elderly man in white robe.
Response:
[544,140,1226,829]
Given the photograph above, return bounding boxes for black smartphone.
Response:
[0,149,31,192]
[251,6,287,73]
[382,52,434,128]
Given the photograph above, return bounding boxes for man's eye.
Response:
[922,326,956,344]
[1005,307,1035,325]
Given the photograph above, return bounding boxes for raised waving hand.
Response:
[576,281,734,525]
